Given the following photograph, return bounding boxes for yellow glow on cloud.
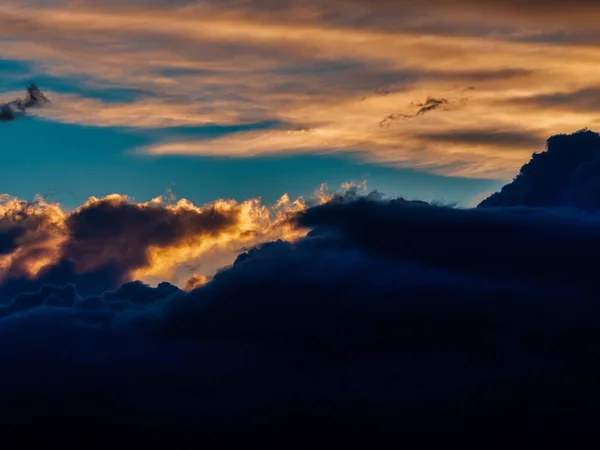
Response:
[130,193,309,282]
[0,195,68,279]
[0,181,363,288]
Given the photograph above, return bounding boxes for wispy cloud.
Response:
[2,1,600,177]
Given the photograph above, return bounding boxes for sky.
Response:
[5,1,600,447]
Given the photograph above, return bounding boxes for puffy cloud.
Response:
[379,95,470,126]
[64,194,239,276]
[0,182,361,296]
[0,192,307,296]
[479,128,600,209]
[510,87,600,113]
[0,195,68,281]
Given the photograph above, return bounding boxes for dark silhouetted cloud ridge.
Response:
[4,131,600,448]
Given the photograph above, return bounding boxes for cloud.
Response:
[0,182,363,296]
[182,273,208,290]
[0,192,307,296]
[0,83,50,121]
[4,188,600,446]
[511,87,600,113]
[3,1,600,177]
[415,128,544,149]
[479,129,600,209]
[63,194,239,275]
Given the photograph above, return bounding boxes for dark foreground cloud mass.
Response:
[3,177,600,445]
[4,132,600,447]
[479,128,600,209]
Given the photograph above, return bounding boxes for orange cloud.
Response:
[0,195,68,280]
[2,1,600,178]
[183,273,208,291]
[0,183,364,289]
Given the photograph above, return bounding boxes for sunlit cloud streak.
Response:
[2,1,600,177]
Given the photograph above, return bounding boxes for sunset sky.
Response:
[2,0,599,285]
[6,2,600,445]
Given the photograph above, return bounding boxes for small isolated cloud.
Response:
[0,83,50,121]
[4,1,600,178]
[379,95,469,126]
[511,87,600,113]
[0,182,367,297]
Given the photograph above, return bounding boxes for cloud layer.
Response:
[3,187,600,447]
[4,0,600,177]
[2,130,600,446]
[4,3,600,445]
[0,191,311,297]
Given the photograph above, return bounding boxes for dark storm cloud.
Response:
[479,129,600,209]
[0,259,123,301]
[132,0,600,17]
[317,0,600,46]
[0,228,24,255]
[296,197,600,294]
[4,183,600,446]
